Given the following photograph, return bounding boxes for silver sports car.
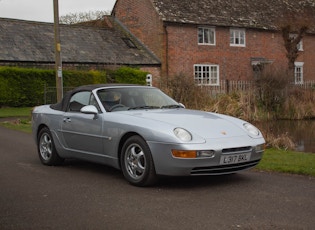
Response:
[32,84,265,186]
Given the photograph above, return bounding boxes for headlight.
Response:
[173,128,192,142]
[243,123,260,136]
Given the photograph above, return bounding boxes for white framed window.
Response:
[294,62,304,84]
[290,34,303,51]
[230,28,246,47]
[194,64,219,86]
[297,40,303,51]
[198,27,216,45]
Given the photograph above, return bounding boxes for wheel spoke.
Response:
[126,145,146,179]
[40,134,52,160]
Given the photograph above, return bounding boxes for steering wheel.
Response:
[109,104,125,111]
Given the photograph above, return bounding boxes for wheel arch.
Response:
[117,132,145,168]
[36,124,49,144]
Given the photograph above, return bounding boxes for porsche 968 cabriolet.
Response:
[32,84,265,186]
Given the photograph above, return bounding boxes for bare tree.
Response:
[278,9,314,78]
[281,25,307,71]
[60,10,110,24]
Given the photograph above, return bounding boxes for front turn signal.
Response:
[172,150,197,158]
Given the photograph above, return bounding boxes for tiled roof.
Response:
[153,0,315,32]
[0,17,160,65]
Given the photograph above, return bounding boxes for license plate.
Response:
[220,152,251,165]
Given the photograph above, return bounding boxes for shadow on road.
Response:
[56,159,253,189]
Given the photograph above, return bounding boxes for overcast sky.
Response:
[0,0,116,22]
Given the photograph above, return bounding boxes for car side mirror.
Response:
[179,103,185,108]
[80,105,99,119]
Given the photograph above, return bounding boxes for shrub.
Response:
[0,66,148,107]
[161,73,212,110]
[0,67,54,107]
[0,67,107,107]
[254,65,289,118]
[110,66,147,85]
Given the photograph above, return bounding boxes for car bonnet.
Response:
[127,109,248,139]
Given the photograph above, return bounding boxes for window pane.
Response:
[230,30,234,44]
[235,31,240,44]
[210,30,214,44]
[240,31,245,44]
[294,64,303,84]
[204,29,209,43]
[198,28,203,43]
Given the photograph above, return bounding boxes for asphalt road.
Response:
[0,125,314,230]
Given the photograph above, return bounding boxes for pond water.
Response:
[256,120,315,153]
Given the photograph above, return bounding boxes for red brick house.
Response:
[112,0,315,86]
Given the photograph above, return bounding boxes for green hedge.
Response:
[0,66,147,107]
[110,66,147,85]
[0,67,54,107]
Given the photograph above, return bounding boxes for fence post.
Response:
[226,79,230,94]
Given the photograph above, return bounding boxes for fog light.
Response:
[172,150,196,158]
[197,150,215,158]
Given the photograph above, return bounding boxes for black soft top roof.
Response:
[50,84,142,111]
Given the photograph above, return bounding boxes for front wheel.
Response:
[121,136,157,186]
[37,127,64,166]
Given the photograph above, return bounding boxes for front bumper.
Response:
[147,136,264,176]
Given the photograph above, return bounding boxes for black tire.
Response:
[37,127,64,166]
[121,136,158,186]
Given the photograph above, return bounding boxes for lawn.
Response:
[0,107,33,118]
[257,148,315,177]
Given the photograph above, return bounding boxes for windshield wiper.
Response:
[128,105,160,110]
[160,104,183,109]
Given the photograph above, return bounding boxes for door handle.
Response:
[63,117,71,123]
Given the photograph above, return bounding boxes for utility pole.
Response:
[53,0,63,101]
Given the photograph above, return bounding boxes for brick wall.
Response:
[166,25,290,80]
[114,0,315,81]
[113,0,165,75]
[300,35,315,81]
[113,0,164,57]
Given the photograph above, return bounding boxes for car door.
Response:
[61,91,103,155]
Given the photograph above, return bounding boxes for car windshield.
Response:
[97,87,181,112]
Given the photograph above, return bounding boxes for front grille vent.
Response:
[222,146,251,154]
[191,159,261,175]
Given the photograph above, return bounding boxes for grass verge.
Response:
[0,107,33,118]
[0,119,32,133]
[0,107,32,133]
[256,148,315,177]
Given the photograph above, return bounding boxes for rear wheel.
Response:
[37,127,64,165]
[121,136,157,186]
